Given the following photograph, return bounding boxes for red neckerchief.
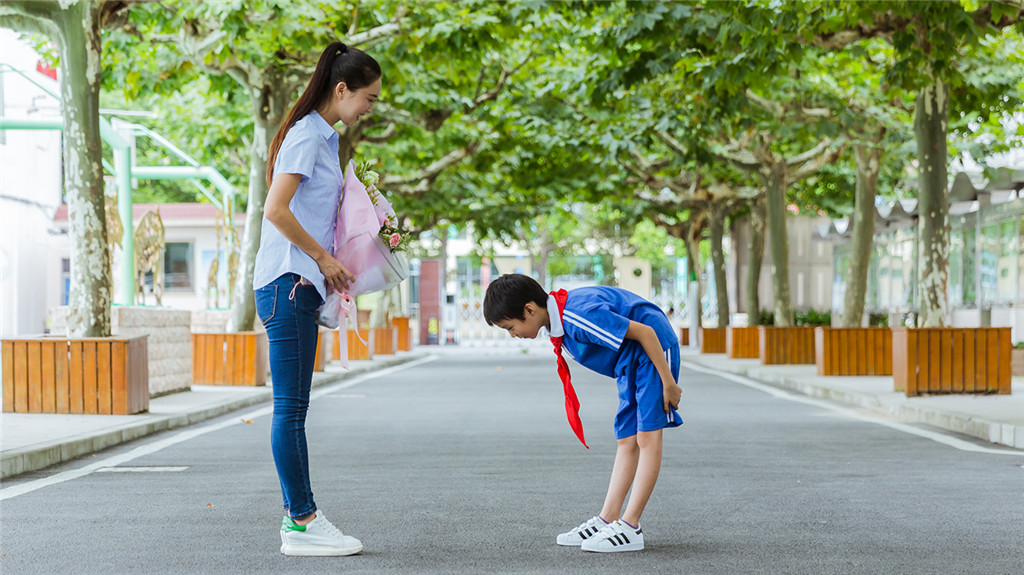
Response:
[550,289,588,448]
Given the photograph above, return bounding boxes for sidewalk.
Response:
[680,347,1024,450]
[0,352,427,479]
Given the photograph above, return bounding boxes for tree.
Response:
[1,0,134,337]
[809,0,1024,326]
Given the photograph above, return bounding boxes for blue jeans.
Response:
[255,273,324,519]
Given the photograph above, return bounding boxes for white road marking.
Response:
[683,361,1023,457]
[1,356,438,501]
[96,467,189,473]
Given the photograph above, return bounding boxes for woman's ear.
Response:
[334,81,347,100]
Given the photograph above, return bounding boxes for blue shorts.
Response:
[614,344,683,439]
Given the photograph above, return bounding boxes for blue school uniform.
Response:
[548,286,682,439]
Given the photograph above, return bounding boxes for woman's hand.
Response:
[315,251,354,294]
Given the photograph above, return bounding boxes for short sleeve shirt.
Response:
[252,111,343,302]
[553,286,677,378]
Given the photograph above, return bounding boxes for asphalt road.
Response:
[2,350,1023,574]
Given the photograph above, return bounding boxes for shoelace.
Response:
[314,515,344,538]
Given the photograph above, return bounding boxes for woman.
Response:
[253,41,381,557]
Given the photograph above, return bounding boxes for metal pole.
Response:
[114,146,135,305]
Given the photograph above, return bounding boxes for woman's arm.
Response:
[265,173,353,293]
[624,320,682,413]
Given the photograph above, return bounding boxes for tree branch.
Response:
[790,139,843,181]
[0,3,60,38]
[380,142,479,195]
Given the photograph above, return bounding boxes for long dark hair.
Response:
[266,41,381,186]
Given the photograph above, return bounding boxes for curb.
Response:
[682,355,1024,450]
[1,353,427,479]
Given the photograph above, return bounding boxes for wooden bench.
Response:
[815,327,892,376]
[759,326,816,365]
[700,327,726,354]
[892,327,1012,396]
[727,326,760,359]
[2,335,149,415]
[192,332,268,386]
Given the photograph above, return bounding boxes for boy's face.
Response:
[494,302,546,339]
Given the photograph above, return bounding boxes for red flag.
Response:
[549,289,588,448]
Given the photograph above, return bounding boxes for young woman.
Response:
[253,41,381,557]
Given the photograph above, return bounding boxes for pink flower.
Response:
[389,232,401,248]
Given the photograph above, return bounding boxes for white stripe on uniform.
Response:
[563,310,623,347]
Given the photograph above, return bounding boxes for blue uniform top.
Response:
[252,111,343,302]
[549,286,677,378]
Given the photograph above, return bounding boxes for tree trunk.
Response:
[764,162,794,326]
[709,204,729,328]
[914,79,950,328]
[841,144,881,327]
[227,81,289,332]
[745,199,766,325]
[537,247,550,287]
[685,222,703,329]
[58,2,110,337]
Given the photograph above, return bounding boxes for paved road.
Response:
[2,352,1022,574]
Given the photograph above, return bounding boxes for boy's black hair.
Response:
[483,274,548,326]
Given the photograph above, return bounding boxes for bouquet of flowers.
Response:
[316,161,409,333]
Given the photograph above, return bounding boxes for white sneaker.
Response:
[580,520,644,553]
[279,511,363,556]
[556,515,609,546]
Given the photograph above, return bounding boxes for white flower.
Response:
[362,170,379,187]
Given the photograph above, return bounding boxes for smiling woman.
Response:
[252,40,382,559]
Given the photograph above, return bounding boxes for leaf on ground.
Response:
[241,419,253,424]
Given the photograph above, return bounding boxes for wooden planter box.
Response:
[759,326,817,365]
[699,328,726,354]
[348,329,371,361]
[892,327,1012,396]
[2,335,149,415]
[678,327,690,347]
[1012,348,1024,377]
[393,316,412,351]
[815,327,892,376]
[192,332,268,386]
[372,327,395,356]
[727,326,760,359]
[313,330,329,372]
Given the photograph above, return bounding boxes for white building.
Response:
[0,29,64,338]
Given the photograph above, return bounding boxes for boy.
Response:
[483,274,683,553]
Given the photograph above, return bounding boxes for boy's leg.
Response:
[620,429,662,527]
[599,435,640,521]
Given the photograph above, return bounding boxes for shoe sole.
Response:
[280,543,363,557]
[556,539,584,547]
[581,542,644,553]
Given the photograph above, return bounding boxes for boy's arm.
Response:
[624,320,682,413]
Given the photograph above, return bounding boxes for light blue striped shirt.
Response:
[252,111,342,302]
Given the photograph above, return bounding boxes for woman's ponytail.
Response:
[267,41,378,186]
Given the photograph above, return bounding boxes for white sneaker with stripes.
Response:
[580,519,644,553]
[556,515,609,546]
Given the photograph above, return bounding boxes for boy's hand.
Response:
[663,381,681,413]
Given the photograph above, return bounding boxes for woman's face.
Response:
[332,77,381,126]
